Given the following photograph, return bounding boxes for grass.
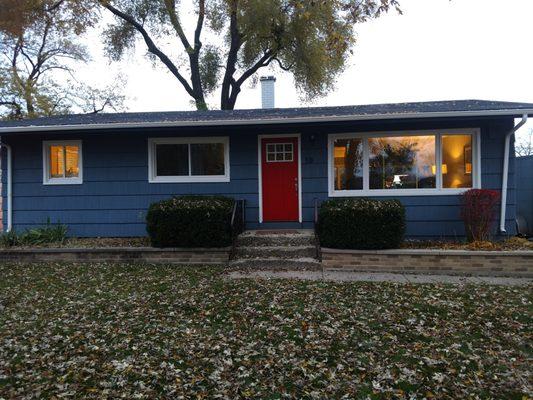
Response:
[0,263,531,399]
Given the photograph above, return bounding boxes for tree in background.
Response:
[0,0,125,120]
[99,0,401,110]
[515,129,533,157]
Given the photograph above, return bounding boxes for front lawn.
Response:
[0,263,531,399]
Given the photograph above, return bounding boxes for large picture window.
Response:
[329,129,480,196]
[43,140,82,185]
[368,135,436,190]
[148,137,230,183]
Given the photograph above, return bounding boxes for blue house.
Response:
[0,99,531,239]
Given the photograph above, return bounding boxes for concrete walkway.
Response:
[227,270,532,286]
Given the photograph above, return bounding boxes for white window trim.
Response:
[328,128,481,197]
[42,140,83,185]
[148,137,230,183]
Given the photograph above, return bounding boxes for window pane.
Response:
[156,144,189,176]
[65,145,79,178]
[191,143,225,176]
[369,135,436,190]
[334,138,363,190]
[442,134,473,188]
[49,145,65,178]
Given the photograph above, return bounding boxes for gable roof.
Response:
[1,99,532,134]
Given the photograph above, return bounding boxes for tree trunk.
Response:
[220,10,241,110]
[23,83,35,118]
[189,53,207,110]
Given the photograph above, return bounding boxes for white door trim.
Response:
[258,134,302,223]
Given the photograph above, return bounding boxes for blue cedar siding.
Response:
[1,116,516,238]
[515,155,533,230]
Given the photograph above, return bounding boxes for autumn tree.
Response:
[515,128,533,157]
[0,0,124,120]
[98,0,400,110]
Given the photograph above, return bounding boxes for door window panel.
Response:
[266,143,293,162]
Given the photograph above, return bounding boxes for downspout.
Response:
[0,139,12,232]
[499,114,528,233]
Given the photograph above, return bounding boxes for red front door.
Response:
[261,137,299,222]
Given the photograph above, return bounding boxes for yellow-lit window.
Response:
[329,130,478,195]
[65,146,80,177]
[368,135,436,190]
[44,141,82,184]
[49,145,65,178]
[333,138,363,190]
[442,135,473,188]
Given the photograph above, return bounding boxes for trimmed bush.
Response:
[460,189,500,242]
[318,198,406,250]
[146,195,234,248]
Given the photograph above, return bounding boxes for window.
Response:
[442,134,473,188]
[43,140,82,184]
[333,138,363,190]
[148,137,230,183]
[266,143,293,162]
[329,129,480,196]
[368,135,436,190]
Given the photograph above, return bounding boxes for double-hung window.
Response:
[328,129,480,196]
[148,137,230,183]
[43,140,83,185]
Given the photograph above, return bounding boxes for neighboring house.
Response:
[516,155,533,236]
[0,96,532,239]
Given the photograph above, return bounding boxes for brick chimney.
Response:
[260,76,276,109]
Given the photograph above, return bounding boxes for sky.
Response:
[76,0,533,139]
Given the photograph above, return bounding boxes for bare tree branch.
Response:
[516,129,533,157]
[163,0,193,51]
[194,0,205,50]
[102,2,195,98]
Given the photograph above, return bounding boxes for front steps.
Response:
[230,230,321,270]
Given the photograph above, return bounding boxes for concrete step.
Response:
[239,229,314,237]
[235,245,317,259]
[236,234,315,247]
[229,257,321,271]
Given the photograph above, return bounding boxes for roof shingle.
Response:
[1,99,532,132]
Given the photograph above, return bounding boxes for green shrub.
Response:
[0,230,20,247]
[146,195,235,248]
[20,222,68,245]
[0,220,67,247]
[318,198,406,249]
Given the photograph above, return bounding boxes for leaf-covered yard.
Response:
[0,263,531,399]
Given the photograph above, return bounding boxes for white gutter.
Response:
[499,113,528,233]
[0,141,13,232]
[0,108,532,134]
